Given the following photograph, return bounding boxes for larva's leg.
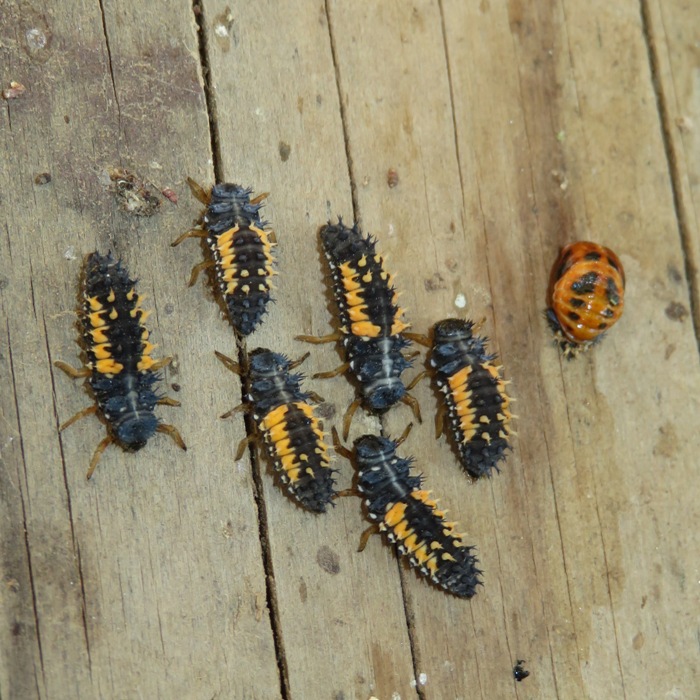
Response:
[59,404,98,431]
[54,361,91,379]
[157,423,187,451]
[86,435,114,480]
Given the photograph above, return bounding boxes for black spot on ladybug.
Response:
[584,251,602,261]
[606,277,621,305]
[569,297,585,308]
[567,311,581,321]
[571,271,598,294]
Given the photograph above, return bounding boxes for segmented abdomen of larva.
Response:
[208,225,274,337]
[247,348,336,512]
[204,183,275,337]
[354,435,482,598]
[430,318,512,478]
[321,221,410,339]
[259,402,335,513]
[442,363,512,478]
[82,252,160,449]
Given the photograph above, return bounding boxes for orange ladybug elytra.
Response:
[546,241,625,357]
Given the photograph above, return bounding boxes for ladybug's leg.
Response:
[394,422,414,447]
[286,351,310,370]
[342,397,363,441]
[186,177,211,205]
[402,332,430,347]
[400,394,422,424]
[220,403,250,420]
[357,524,380,552]
[157,397,181,407]
[59,404,98,431]
[306,391,325,404]
[313,362,350,380]
[235,432,260,461]
[86,435,114,480]
[157,423,187,451]
[171,228,207,247]
[434,403,446,439]
[188,260,214,287]
[295,331,342,344]
[150,356,173,372]
[249,191,269,205]
[330,426,353,460]
[215,350,242,375]
[54,360,91,379]
[406,369,429,391]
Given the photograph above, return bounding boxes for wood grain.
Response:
[1,0,699,698]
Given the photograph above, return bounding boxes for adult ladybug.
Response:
[546,241,625,357]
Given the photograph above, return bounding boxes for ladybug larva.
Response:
[217,348,336,513]
[333,428,482,598]
[172,178,276,337]
[297,220,420,438]
[54,252,186,479]
[429,319,513,478]
[546,241,625,357]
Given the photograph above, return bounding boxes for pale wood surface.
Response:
[1,1,698,699]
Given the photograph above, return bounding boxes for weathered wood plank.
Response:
[643,0,700,336]
[200,0,420,697]
[329,0,700,697]
[443,0,700,697]
[0,1,280,697]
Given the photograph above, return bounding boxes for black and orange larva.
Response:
[55,252,186,479]
[429,319,513,478]
[333,429,482,598]
[172,179,276,337]
[297,220,420,438]
[217,348,336,513]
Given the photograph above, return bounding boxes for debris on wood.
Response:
[387,167,399,188]
[34,172,51,185]
[161,187,178,205]
[106,167,163,217]
[2,81,26,100]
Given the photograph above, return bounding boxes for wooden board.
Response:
[1,0,699,698]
